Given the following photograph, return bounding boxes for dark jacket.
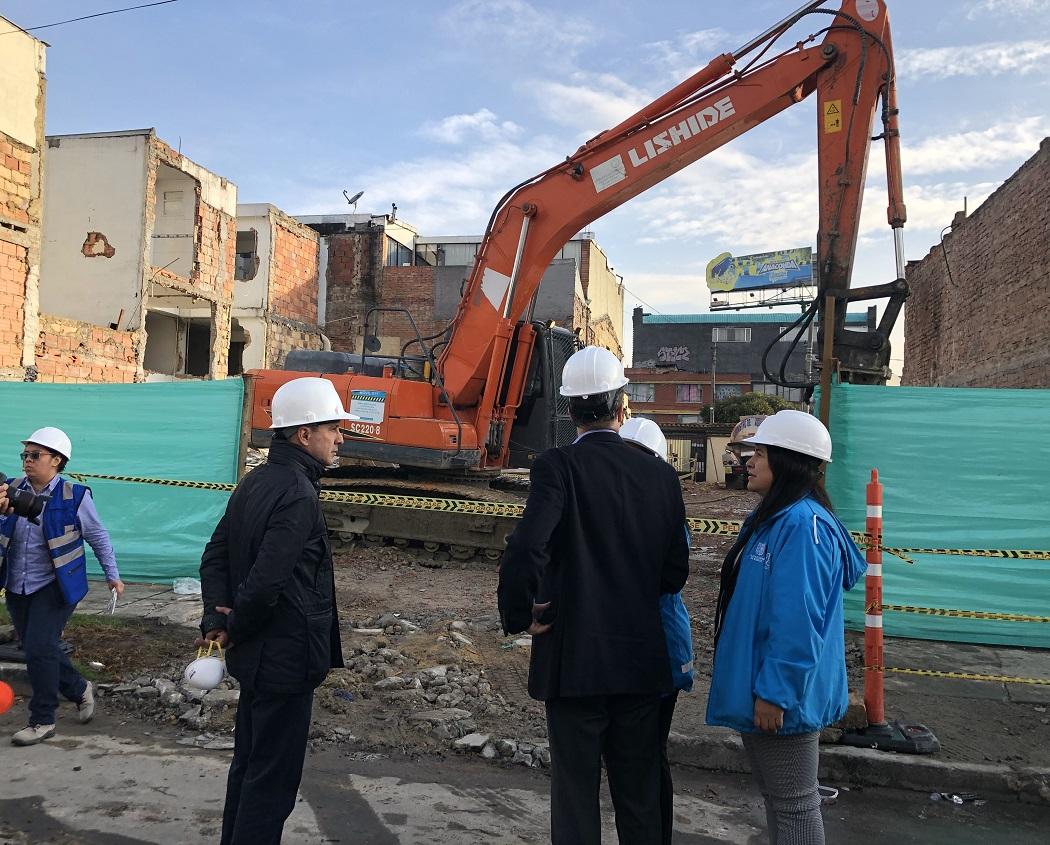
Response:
[497,430,690,701]
[199,438,343,694]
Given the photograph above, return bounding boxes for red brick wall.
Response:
[324,229,383,351]
[269,217,319,324]
[1,134,37,374]
[0,240,27,369]
[35,314,138,383]
[1,138,33,227]
[903,138,1050,387]
[381,265,444,343]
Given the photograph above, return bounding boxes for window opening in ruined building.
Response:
[143,310,180,374]
[186,319,211,377]
[235,229,259,281]
[228,318,247,375]
[386,239,413,267]
[144,298,212,378]
[151,164,198,278]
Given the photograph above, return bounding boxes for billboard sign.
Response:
[706,247,813,292]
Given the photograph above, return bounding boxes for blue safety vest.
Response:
[0,476,90,605]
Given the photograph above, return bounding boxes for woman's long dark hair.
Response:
[712,445,834,644]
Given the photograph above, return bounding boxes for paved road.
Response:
[0,710,1046,843]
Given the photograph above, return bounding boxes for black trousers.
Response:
[545,693,663,845]
[658,691,680,845]
[220,687,314,845]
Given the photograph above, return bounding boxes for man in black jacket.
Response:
[199,377,354,845]
[498,347,690,844]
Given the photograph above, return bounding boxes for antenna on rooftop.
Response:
[343,189,364,213]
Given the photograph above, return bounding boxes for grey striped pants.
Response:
[740,731,824,845]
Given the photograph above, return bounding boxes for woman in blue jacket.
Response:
[706,410,865,845]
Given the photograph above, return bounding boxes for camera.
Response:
[0,473,49,524]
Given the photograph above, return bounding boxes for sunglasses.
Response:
[20,450,53,462]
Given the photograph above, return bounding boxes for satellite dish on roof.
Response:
[343,190,364,211]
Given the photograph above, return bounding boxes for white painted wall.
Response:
[237,315,267,371]
[0,18,45,148]
[39,133,149,327]
[151,164,196,276]
[233,203,273,310]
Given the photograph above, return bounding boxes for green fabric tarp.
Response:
[819,382,1050,648]
[2,379,242,584]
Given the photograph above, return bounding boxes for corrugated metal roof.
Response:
[641,312,869,325]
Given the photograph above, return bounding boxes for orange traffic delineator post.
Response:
[842,468,939,755]
[864,468,886,726]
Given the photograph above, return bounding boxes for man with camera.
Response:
[0,427,124,746]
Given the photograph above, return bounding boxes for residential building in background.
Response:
[631,307,876,400]
[624,367,753,424]
[300,214,626,360]
[38,129,237,382]
[232,204,325,372]
[903,138,1049,388]
[0,17,46,381]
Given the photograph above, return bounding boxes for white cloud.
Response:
[295,134,566,235]
[897,117,1050,176]
[898,40,1050,78]
[966,0,1050,20]
[644,28,733,81]
[528,72,651,135]
[418,109,522,145]
[441,0,594,52]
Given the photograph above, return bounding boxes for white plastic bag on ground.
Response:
[173,578,202,596]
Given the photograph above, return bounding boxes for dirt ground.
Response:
[37,480,1050,769]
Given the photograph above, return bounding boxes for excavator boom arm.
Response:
[437,0,902,465]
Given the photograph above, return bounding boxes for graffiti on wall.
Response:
[657,345,690,364]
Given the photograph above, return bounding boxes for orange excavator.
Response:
[248,0,906,474]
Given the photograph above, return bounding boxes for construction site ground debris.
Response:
[2,482,1047,782]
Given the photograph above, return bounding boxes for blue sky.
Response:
[3,0,1049,364]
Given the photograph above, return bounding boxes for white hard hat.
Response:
[559,346,629,397]
[22,427,73,461]
[620,418,668,460]
[742,409,832,462]
[269,377,359,429]
[183,653,225,691]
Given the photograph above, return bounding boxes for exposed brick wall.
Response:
[1,128,42,378]
[0,239,27,370]
[265,316,326,370]
[1,137,33,227]
[269,214,319,324]
[324,229,383,351]
[381,266,444,345]
[35,313,139,383]
[903,138,1050,387]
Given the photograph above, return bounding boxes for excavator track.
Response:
[321,475,529,566]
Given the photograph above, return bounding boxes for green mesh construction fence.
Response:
[1,379,242,584]
[819,382,1050,647]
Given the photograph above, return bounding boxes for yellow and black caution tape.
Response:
[68,473,236,493]
[866,666,1050,686]
[319,489,525,518]
[68,473,526,518]
[686,517,744,538]
[66,473,1050,561]
[879,604,1050,624]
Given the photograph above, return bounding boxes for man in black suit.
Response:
[498,346,690,844]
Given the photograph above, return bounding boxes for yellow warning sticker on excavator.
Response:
[823,100,842,133]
